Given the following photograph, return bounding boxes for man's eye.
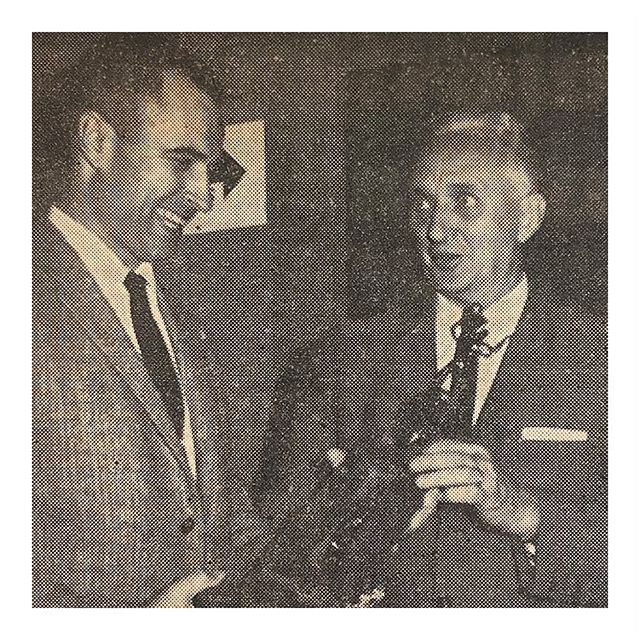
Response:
[408,197,435,227]
[454,193,479,209]
[170,156,195,172]
[409,198,435,213]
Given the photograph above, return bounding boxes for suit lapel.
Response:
[475,292,550,447]
[360,306,437,448]
[378,289,548,450]
[38,221,196,489]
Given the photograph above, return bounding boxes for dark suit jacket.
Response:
[32,221,268,607]
[254,288,607,607]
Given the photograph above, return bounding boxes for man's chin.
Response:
[430,270,476,303]
[150,218,185,262]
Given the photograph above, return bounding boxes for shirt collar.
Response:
[436,276,529,348]
[483,276,529,346]
[134,261,157,287]
[49,206,156,284]
[49,206,131,288]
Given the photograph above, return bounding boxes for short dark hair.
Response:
[34,33,223,173]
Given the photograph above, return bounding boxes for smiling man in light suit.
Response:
[255,111,607,607]
[32,35,262,607]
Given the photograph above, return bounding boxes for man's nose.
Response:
[413,203,451,245]
[182,162,212,212]
[427,211,448,244]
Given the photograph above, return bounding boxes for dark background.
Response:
[33,32,607,489]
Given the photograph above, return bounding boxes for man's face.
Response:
[91,72,223,264]
[408,146,529,306]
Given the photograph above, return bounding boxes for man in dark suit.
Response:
[32,37,266,607]
[254,112,607,607]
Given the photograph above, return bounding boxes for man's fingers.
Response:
[150,570,225,608]
[409,489,441,530]
[442,484,482,505]
[410,451,478,474]
[415,467,484,489]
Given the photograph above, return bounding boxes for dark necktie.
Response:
[449,303,489,438]
[124,271,185,438]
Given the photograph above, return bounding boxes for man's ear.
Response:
[517,192,546,244]
[77,111,116,172]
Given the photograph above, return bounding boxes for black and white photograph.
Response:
[31,30,611,611]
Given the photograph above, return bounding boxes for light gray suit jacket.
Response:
[32,221,267,607]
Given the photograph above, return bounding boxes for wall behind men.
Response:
[33,33,607,490]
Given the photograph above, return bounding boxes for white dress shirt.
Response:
[435,276,529,424]
[49,206,197,476]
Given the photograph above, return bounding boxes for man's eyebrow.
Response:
[448,182,479,193]
[408,185,435,197]
[164,146,208,161]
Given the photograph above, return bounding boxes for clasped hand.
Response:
[408,439,540,541]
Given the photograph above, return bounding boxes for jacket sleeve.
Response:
[525,483,607,607]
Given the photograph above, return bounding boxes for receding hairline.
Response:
[36,44,224,158]
[82,68,223,148]
[137,69,221,114]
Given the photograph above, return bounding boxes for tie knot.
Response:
[461,303,487,329]
[452,304,489,344]
[124,270,148,293]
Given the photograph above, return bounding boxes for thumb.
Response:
[151,570,226,608]
[184,570,226,594]
[408,489,441,531]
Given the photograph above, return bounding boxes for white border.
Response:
[5,3,639,639]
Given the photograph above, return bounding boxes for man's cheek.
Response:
[136,175,176,215]
[466,236,493,272]
[139,158,179,191]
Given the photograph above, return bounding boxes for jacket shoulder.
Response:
[536,294,606,333]
[526,291,607,372]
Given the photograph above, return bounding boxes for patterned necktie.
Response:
[124,271,184,438]
[449,303,489,438]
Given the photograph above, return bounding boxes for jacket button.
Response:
[180,516,196,535]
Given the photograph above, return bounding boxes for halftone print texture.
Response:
[32,33,607,608]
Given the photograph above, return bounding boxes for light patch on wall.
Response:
[185,120,267,234]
